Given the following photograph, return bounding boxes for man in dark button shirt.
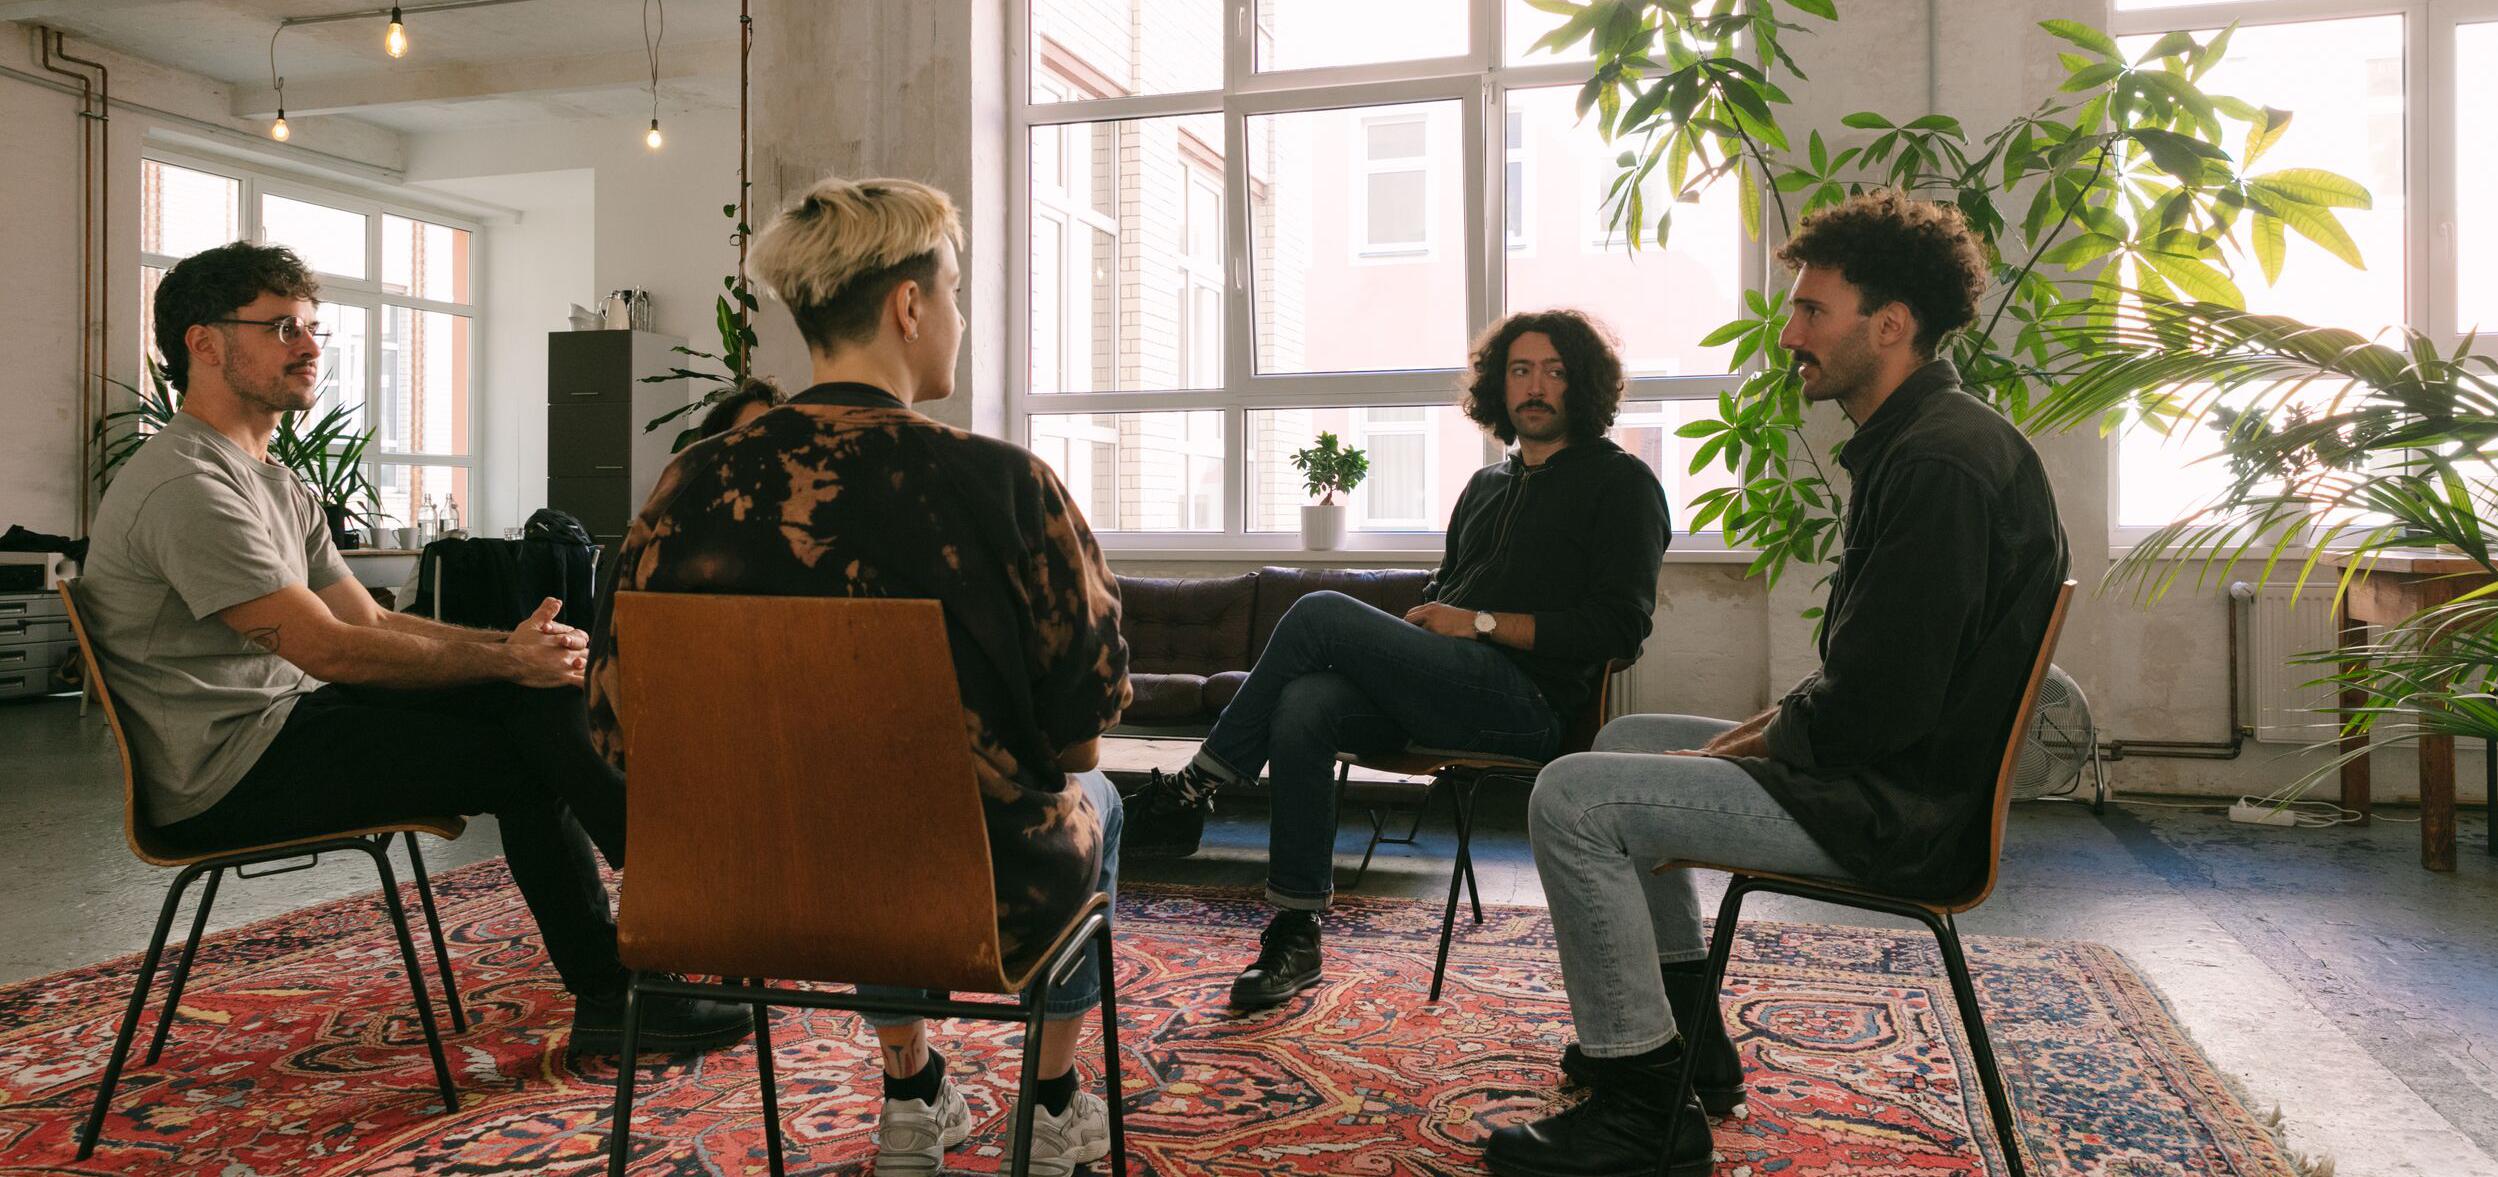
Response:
[1486,191,2067,1177]
[1125,309,1672,1012]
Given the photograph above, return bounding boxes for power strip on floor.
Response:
[2228,800,2300,827]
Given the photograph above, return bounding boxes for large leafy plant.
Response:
[641,199,763,451]
[2025,300,2498,756]
[1536,0,2372,591]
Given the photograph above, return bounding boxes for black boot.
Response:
[1229,909,1323,1010]
[1560,960,1746,1115]
[569,978,755,1056]
[1120,766,1216,858]
[1487,1039,1714,1177]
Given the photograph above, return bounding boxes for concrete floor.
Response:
[5,697,2494,1175]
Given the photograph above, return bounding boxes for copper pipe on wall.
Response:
[37,28,108,534]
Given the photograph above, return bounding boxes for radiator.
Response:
[2244,581,2343,744]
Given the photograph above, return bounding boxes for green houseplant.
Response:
[1537,0,2373,594]
[1290,431,1370,551]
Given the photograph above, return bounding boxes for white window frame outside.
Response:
[1350,405,1435,529]
[1504,105,1534,255]
[2102,0,2494,552]
[1007,0,1764,557]
[1355,111,1435,260]
[138,149,485,532]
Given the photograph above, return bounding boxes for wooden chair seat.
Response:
[603,593,1129,1177]
[135,817,468,869]
[56,582,470,1161]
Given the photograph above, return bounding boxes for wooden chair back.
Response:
[1956,579,2078,912]
[609,592,1021,991]
[56,581,168,865]
[1562,658,1636,757]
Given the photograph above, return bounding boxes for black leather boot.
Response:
[1229,909,1323,1010]
[1560,961,1746,1115]
[1487,1039,1715,1177]
[1121,766,1215,858]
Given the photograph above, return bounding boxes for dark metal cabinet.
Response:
[545,330,687,544]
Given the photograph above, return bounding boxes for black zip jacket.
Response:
[1423,437,1671,720]
[1743,360,2070,900]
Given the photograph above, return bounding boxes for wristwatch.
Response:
[1473,610,1497,639]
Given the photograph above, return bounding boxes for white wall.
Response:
[413,169,595,533]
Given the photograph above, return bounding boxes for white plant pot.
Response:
[1301,503,1345,551]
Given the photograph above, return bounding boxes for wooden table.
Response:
[2323,550,2495,871]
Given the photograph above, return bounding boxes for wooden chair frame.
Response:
[1654,581,2076,1177]
[600,593,1128,1177]
[57,582,467,1160]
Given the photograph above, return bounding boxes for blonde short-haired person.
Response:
[584,177,1132,1176]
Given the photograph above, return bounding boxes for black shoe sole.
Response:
[569,1019,756,1057]
[1484,1148,1714,1177]
[1227,969,1322,1010]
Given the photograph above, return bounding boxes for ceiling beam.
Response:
[0,0,174,20]
[231,37,735,117]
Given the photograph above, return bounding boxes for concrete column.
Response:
[749,0,1008,437]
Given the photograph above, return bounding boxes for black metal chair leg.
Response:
[1928,913,2030,1177]
[606,974,645,1177]
[1427,802,1473,1003]
[1007,966,1058,1177]
[1094,921,1128,1177]
[1663,878,1751,1175]
[362,843,458,1114]
[77,862,209,1160]
[748,978,785,1177]
[1455,776,1483,924]
[401,832,467,1032]
[144,866,225,1065]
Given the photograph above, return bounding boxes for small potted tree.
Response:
[1290,432,1368,552]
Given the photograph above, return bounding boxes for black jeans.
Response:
[162,682,629,996]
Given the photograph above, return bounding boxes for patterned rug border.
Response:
[0,859,2325,1176]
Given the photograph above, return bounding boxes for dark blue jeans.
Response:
[1191,591,1562,910]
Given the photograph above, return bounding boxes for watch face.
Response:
[1474,611,1495,634]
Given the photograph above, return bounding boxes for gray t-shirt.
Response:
[82,413,354,824]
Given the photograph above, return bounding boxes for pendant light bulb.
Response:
[271,110,291,141]
[385,7,408,57]
[645,119,664,150]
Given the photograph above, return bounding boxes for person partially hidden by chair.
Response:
[1122,308,1671,1012]
[78,242,753,1063]
[1484,190,2069,1177]
[583,176,1133,1177]
[695,375,782,439]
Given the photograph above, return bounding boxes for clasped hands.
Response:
[507,597,590,688]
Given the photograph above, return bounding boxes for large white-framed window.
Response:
[1011,0,1761,554]
[2106,0,2494,546]
[139,151,483,536]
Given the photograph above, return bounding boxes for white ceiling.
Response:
[9,0,740,132]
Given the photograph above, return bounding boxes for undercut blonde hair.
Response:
[751,175,965,352]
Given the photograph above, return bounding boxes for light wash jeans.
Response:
[1191,590,1562,911]
[858,768,1122,1027]
[1529,714,1850,1058]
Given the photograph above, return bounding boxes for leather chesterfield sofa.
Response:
[1111,565,1431,737]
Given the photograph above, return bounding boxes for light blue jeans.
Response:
[858,769,1122,1027]
[1529,714,1851,1057]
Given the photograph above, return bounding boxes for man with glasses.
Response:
[80,241,752,1057]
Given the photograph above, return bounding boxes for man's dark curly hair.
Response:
[1460,309,1626,445]
[1774,189,1987,357]
[697,376,784,439]
[154,241,321,391]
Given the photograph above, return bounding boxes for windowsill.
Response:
[1099,545,1759,565]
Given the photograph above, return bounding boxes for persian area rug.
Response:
[0,863,2298,1175]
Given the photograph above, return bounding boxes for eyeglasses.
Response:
[209,316,330,346]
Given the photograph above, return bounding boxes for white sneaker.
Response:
[1007,1089,1111,1177]
[873,1077,971,1175]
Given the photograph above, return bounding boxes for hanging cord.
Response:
[267,25,285,111]
[643,0,664,127]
